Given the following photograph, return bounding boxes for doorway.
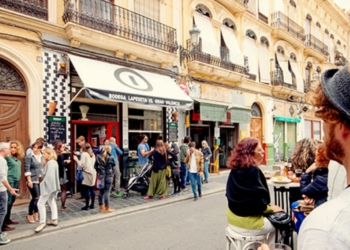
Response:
[218,126,236,168]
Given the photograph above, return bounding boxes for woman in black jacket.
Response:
[95,145,115,213]
[226,137,282,245]
[54,141,71,211]
[144,140,175,200]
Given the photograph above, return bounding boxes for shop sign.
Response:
[48,116,66,145]
[168,122,178,142]
[230,109,252,124]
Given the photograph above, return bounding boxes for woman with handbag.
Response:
[54,141,71,211]
[226,137,283,245]
[24,141,43,223]
[73,143,96,211]
[143,140,175,200]
[94,145,115,213]
[35,148,60,233]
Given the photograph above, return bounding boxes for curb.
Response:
[9,173,229,241]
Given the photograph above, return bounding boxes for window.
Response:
[247,0,257,15]
[134,0,160,21]
[258,37,270,83]
[81,0,112,20]
[244,31,258,77]
[305,120,321,140]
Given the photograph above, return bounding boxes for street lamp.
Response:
[179,25,201,66]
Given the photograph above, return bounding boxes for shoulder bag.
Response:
[265,211,292,229]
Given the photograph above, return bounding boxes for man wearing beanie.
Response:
[296,65,350,249]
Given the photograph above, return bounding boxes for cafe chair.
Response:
[210,152,221,175]
[225,226,269,250]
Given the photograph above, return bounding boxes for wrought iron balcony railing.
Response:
[271,12,305,41]
[271,70,297,90]
[305,34,329,56]
[63,0,177,53]
[0,0,48,20]
[258,13,268,24]
[186,39,248,75]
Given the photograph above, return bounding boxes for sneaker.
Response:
[143,196,153,200]
[112,192,123,198]
[204,180,209,184]
[181,188,188,191]
[0,234,10,245]
[47,220,58,227]
[194,197,198,201]
[1,233,7,238]
[159,196,166,200]
[35,223,46,233]
[2,225,14,232]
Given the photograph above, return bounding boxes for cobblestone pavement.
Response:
[8,171,229,241]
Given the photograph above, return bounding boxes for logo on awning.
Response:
[114,68,153,91]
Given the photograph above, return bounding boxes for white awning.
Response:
[258,44,271,83]
[221,25,245,66]
[68,55,193,108]
[193,12,221,58]
[276,53,292,84]
[244,37,258,75]
[289,61,303,89]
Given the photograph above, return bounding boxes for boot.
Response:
[105,206,114,213]
[99,205,105,212]
[33,213,39,222]
[89,196,95,209]
[199,191,202,198]
[26,215,35,224]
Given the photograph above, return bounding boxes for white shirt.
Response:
[0,156,8,192]
[189,153,198,173]
[298,187,350,250]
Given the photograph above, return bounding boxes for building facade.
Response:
[0,0,349,198]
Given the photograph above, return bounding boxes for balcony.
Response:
[304,34,329,62]
[186,39,248,84]
[271,70,304,101]
[215,0,248,14]
[0,0,48,20]
[271,12,305,49]
[62,0,177,66]
[334,51,347,66]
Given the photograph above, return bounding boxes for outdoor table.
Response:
[267,180,300,249]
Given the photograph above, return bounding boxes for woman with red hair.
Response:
[226,137,282,245]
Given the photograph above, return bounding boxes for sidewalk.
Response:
[9,171,230,241]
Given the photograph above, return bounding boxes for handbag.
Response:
[265,211,292,229]
[96,174,105,189]
[75,168,84,181]
[166,166,172,178]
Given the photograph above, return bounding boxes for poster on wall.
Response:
[168,122,178,142]
[48,116,67,145]
[91,125,106,154]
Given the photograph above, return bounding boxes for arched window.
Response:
[246,29,257,40]
[223,18,236,30]
[260,36,269,46]
[0,59,26,92]
[195,4,212,18]
[277,46,284,54]
[251,103,262,117]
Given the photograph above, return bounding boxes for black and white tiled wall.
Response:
[43,51,71,148]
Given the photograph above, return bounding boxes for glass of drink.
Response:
[295,168,303,177]
[269,243,292,250]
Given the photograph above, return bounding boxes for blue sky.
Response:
[334,0,350,11]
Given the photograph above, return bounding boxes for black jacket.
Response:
[226,166,270,216]
[300,167,328,208]
[202,147,212,162]
[57,154,70,180]
[149,149,176,172]
[94,152,115,178]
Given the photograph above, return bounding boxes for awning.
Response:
[193,98,228,122]
[274,115,301,123]
[193,98,252,124]
[68,55,193,108]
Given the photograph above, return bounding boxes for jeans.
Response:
[5,179,19,223]
[98,176,113,206]
[188,172,202,198]
[37,192,58,223]
[180,162,188,189]
[28,183,40,215]
[0,191,8,234]
[113,164,121,193]
[204,161,209,181]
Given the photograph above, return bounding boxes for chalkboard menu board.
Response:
[168,122,178,142]
[48,116,67,145]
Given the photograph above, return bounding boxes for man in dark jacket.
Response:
[179,136,191,191]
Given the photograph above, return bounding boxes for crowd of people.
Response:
[225,64,350,250]
[0,132,212,245]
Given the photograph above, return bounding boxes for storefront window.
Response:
[128,108,163,150]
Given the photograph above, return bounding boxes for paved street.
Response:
[6,171,229,247]
[4,191,227,250]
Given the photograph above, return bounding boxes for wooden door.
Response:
[250,117,262,145]
[0,94,29,199]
